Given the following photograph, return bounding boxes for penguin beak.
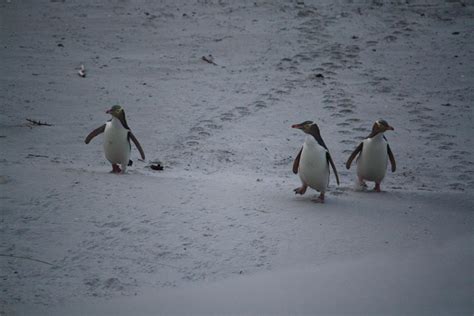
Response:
[387,125,394,131]
[291,124,302,129]
[106,109,111,114]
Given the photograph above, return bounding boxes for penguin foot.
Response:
[119,163,128,174]
[294,185,308,195]
[374,183,381,192]
[111,164,122,173]
[354,181,366,191]
[312,193,325,203]
[357,176,367,188]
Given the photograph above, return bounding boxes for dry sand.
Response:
[1,0,473,315]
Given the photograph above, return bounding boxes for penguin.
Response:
[85,105,145,173]
[292,121,340,203]
[345,119,396,192]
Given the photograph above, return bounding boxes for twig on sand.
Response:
[26,154,49,158]
[0,253,57,267]
[26,119,52,126]
[201,55,218,66]
[213,36,232,42]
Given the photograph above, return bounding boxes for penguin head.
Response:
[106,105,124,118]
[292,121,319,134]
[373,119,394,133]
[106,105,130,129]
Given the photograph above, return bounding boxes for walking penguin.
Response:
[292,121,340,203]
[85,105,145,173]
[345,119,396,192]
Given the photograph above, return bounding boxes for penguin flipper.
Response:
[346,142,363,169]
[128,131,145,160]
[387,144,396,172]
[292,147,303,174]
[326,152,340,185]
[85,124,106,144]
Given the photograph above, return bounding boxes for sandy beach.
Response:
[1,0,473,314]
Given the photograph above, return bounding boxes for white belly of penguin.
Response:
[103,121,130,164]
[357,136,388,182]
[298,136,329,193]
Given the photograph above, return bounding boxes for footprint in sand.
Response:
[294,53,312,62]
[253,100,267,108]
[198,131,211,137]
[345,44,360,54]
[353,126,368,132]
[449,183,465,191]
[460,160,474,167]
[276,57,298,71]
[337,102,355,109]
[235,106,250,116]
[205,123,222,130]
[322,97,335,104]
[339,109,354,114]
[339,97,353,103]
[338,130,351,135]
[457,174,470,181]
[340,139,356,145]
[384,35,398,42]
[408,109,421,115]
[375,85,392,93]
[187,135,200,141]
[190,126,205,133]
[199,119,213,124]
[326,61,342,70]
[220,112,234,122]
[186,141,200,146]
[438,142,455,150]
[427,132,455,141]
